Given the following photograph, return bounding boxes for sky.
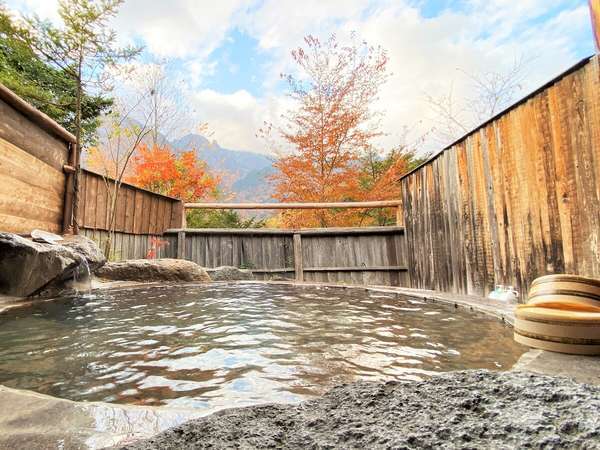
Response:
[5,0,595,155]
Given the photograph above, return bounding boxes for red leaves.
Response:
[146,236,169,259]
[127,144,220,202]
[269,33,390,228]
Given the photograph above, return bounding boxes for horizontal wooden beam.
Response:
[225,266,408,273]
[249,268,295,273]
[184,200,402,210]
[165,226,404,236]
[305,266,408,272]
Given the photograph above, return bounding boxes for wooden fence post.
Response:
[293,233,303,282]
[177,230,186,259]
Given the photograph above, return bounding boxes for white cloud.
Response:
[5,0,593,154]
[112,0,252,59]
[5,0,60,22]
[188,89,288,153]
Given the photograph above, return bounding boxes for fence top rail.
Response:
[165,226,405,236]
[184,200,402,210]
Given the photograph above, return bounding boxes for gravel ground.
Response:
[116,370,600,450]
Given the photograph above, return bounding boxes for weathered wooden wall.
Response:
[400,55,600,299]
[80,228,169,260]
[165,227,407,286]
[0,96,71,234]
[78,170,183,235]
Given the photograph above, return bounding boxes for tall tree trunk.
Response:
[72,54,83,234]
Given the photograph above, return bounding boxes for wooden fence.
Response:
[80,229,172,261]
[163,227,408,286]
[77,169,183,234]
[0,84,75,234]
[77,170,183,259]
[399,55,600,298]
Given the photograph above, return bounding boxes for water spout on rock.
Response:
[71,259,93,296]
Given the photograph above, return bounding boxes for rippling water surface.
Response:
[0,283,524,410]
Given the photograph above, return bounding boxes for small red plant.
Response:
[146,237,169,259]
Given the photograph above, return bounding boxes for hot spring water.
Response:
[0,283,525,412]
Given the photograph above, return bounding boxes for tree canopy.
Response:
[0,4,111,143]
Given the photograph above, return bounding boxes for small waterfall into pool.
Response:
[70,259,92,295]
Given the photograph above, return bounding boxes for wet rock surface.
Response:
[0,233,104,297]
[118,370,600,450]
[95,258,211,283]
[207,266,254,281]
[0,384,202,450]
[61,234,106,272]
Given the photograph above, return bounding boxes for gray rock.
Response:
[208,266,254,281]
[116,370,600,450]
[61,234,106,272]
[95,258,211,283]
[0,233,83,297]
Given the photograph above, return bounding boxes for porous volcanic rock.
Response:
[208,266,254,281]
[0,232,83,297]
[117,370,600,450]
[95,258,211,283]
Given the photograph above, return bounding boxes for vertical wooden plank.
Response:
[162,201,173,231]
[293,233,303,282]
[177,231,186,259]
[170,201,186,229]
[94,176,108,230]
[149,196,159,234]
[124,187,136,233]
[141,193,152,234]
[85,174,98,229]
[133,190,143,234]
[156,199,166,234]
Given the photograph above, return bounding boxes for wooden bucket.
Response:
[529,274,600,311]
[514,274,600,355]
[514,307,600,355]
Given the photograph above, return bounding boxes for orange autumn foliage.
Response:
[126,144,219,202]
[264,34,392,228]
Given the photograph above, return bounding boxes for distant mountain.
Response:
[172,134,273,180]
[90,124,276,202]
[232,166,277,202]
[170,133,275,202]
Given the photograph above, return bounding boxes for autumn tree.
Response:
[19,0,140,232]
[86,98,152,258]
[263,33,389,228]
[127,144,220,202]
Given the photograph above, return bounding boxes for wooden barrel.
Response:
[527,274,600,312]
[514,274,600,355]
[514,306,600,355]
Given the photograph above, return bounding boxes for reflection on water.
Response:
[0,284,524,410]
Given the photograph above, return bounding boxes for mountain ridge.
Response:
[171,133,274,202]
